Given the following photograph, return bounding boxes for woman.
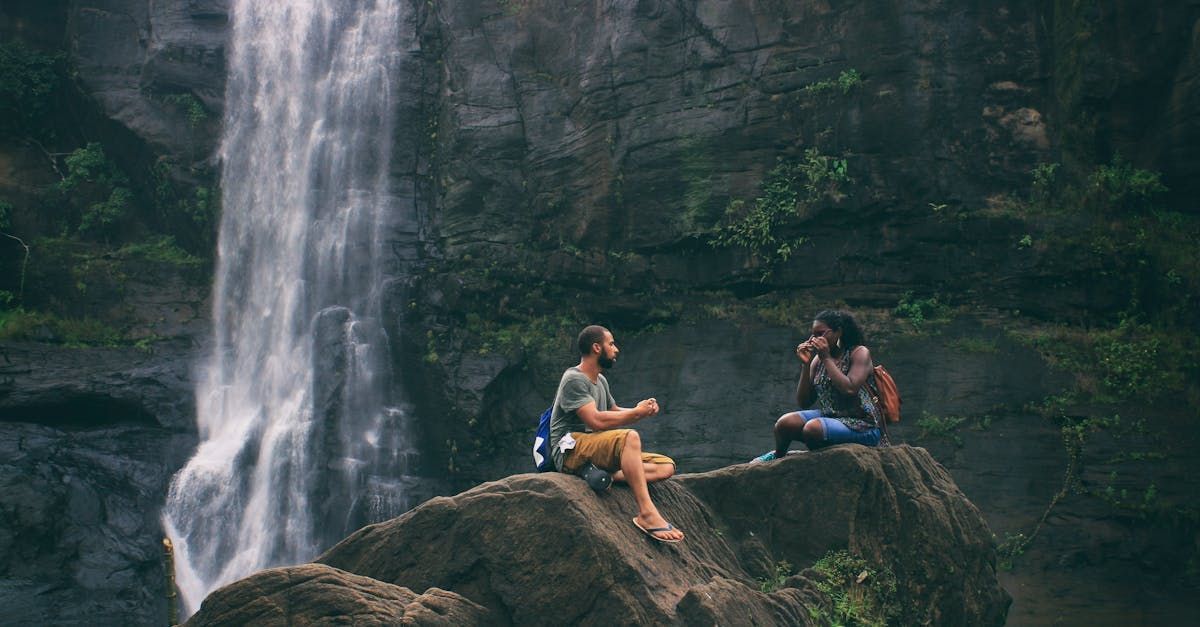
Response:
[752,309,888,462]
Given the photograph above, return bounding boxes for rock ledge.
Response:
[188,445,1010,625]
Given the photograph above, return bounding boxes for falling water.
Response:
[162,0,418,615]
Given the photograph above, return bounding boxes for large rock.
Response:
[243,445,1010,626]
[185,563,495,626]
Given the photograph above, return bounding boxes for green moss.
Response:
[0,308,122,346]
[678,137,721,235]
[116,235,203,268]
[468,313,576,365]
[948,337,999,353]
[496,0,526,16]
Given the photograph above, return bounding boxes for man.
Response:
[548,325,685,543]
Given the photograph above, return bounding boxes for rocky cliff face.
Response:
[66,0,227,164]
[1,0,1198,624]
[1,5,218,621]
[399,0,1200,484]
[0,340,198,625]
[187,446,1010,626]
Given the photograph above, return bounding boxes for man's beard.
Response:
[598,354,616,369]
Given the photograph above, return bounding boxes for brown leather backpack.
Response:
[872,364,902,423]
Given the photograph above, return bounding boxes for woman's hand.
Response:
[811,336,832,359]
[796,341,816,364]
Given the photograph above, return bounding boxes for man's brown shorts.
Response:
[561,429,675,473]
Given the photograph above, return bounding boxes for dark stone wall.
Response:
[401,0,1199,482]
[0,342,198,625]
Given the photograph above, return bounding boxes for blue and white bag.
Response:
[532,406,554,472]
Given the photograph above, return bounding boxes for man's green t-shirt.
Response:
[549,366,616,471]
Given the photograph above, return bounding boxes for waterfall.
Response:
[162,0,418,615]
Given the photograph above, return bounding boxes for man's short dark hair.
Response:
[577,325,609,356]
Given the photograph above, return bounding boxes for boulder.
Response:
[266,444,1009,625]
[185,563,494,626]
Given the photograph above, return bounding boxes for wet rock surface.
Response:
[0,341,198,626]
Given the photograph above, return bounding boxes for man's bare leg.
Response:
[619,431,684,542]
[612,461,674,483]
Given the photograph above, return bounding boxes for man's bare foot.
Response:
[633,512,684,542]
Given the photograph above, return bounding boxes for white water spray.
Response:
[163,0,417,615]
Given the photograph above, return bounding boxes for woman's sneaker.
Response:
[749,450,777,464]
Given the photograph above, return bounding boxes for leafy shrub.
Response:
[995,532,1028,570]
[1086,154,1166,213]
[0,41,63,141]
[151,160,219,251]
[1015,319,1186,403]
[59,143,135,241]
[810,550,899,627]
[893,291,949,329]
[79,187,133,239]
[712,149,851,277]
[916,412,968,446]
[60,143,128,192]
[1091,316,1178,400]
[804,69,863,95]
[163,93,208,128]
[758,560,793,593]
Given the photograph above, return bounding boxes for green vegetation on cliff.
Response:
[810,550,900,627]
[979,156,1200,582]
[58,143,134,241]
[0,41,64,142]
[0,38,216,345]
[712,148,851,278]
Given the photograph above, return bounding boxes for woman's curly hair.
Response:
[813,309,866,350]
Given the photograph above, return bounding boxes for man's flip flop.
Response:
[632,517,683,544]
